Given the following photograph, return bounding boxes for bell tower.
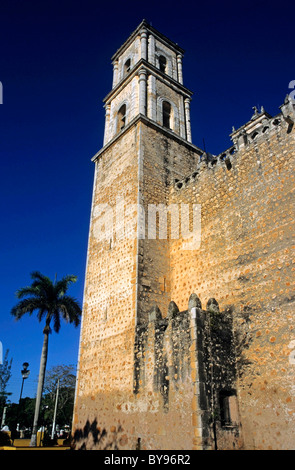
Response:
[73,20,202,450]
[103,19,193,146]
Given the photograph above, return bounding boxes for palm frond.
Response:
[16,272,53,300]
[30,271,51,284]
[53,310,61,333]
[15,285,40,299]
[11,298,44,320]
[31,272,54,299]
[37,307,50,324]
[55,275,77,297]
[58,295,82,327]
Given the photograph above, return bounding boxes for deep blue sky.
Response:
[0,0,294,403]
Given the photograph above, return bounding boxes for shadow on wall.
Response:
[72,418,127,450]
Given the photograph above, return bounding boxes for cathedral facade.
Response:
[72,21,295,450]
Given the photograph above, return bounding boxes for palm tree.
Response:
[11,271,82,446]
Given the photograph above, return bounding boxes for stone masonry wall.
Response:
[169,99,295,449]
[137,120,201,322]
[73,290,240,450]
[133,293,242,450]
[72,123,140,447]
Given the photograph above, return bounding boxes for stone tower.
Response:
[72,20,205,450]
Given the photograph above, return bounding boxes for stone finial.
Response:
[188,293,202,311]
[168,301,179,320]
[251,106,259,119]
[148,305,162,322]
[206,298,220,314]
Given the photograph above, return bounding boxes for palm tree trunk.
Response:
[30,329,49,446]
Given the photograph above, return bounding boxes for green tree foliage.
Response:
[11,271,81,445]
[43,364,76,427]
[0,349,13,415]
[5,365,77,436]
[5,397,35,436]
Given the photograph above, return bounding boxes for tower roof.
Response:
[111,20,185,62]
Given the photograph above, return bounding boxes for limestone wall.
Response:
[72,124,140,445]
[169,99,295,449]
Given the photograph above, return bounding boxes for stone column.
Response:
[140,29,147,60]
[103,104,111,145]
[179,98,186,139]
[148,33,155,65]
[167,58,172,78]
[177,55,183,84]
[184,97,192,142]
[147,74,156,121]
[138,69,147,115]
[112,60,119,88]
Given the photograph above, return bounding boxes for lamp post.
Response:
[17,362,30,436]
[19,362,30,404]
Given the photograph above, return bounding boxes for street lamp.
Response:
[17,362,30,436]
[19,362,30,404]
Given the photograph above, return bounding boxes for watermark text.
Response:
[92,199,201,251]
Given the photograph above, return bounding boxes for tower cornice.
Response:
[92,113,202,163]
[103,58,193,106]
